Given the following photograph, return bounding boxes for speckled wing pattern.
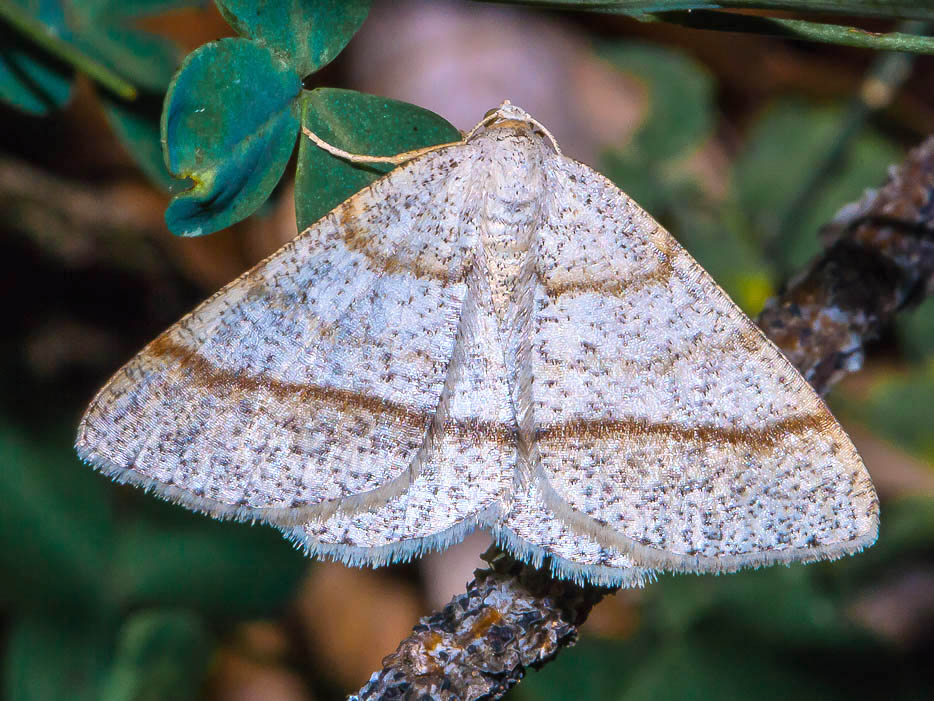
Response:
[77,147,488,525]
[520,157,877,577]
[76,103,877,587]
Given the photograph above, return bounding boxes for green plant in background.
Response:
[0,0,194,187]
[4,1,934,236]
[160,0,466,235]
[1,421,307,700]
[3,1,934,700]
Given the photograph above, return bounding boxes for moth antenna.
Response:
[526,115,561,155]
[301,126,463,166]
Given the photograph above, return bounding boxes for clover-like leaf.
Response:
[216,0,372,76]
[296,87,461,230]
[162,38,301,236]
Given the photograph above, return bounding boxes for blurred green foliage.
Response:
[597,41,774,312]
[732,100,901,272]
[843,369,934,462]
[3,1,932,235]
[2,1,934,700]
[100,611,211,701]
[897,300,934,362]
[0,423,306,699]
[0,0,191,186]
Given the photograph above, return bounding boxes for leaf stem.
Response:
[476,0,934,23]
[0,2,137,99]
[647,11,934,54]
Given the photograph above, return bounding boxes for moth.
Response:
[76,102,878,586]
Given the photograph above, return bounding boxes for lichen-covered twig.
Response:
[350,548,609,700]
[351,135,934,701]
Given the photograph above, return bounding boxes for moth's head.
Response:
[467,100,561,154]
[484,100,533,123]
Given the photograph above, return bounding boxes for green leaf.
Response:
[0,2,73,114]
[3,614,115,701]
[598,41,714,162]
[100,610,212,701]
[216,0,372,76]
[295,87,461,230]
[102,93,176,189]
[111,496,306,618]
[0,424,115,609]
[162,38,301,236]
[731,98,900,271]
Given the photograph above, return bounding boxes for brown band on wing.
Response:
[147,338,826,451]
[337,199,471,284]
[443,417,517,444]
[538,413,835,448]
[147,336,517,443]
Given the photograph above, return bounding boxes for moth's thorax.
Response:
[470,126,550,314]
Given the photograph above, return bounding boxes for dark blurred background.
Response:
[3,1,934,699]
